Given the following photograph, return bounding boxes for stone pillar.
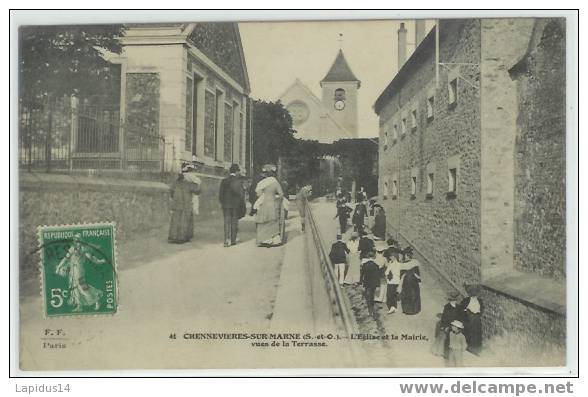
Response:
[480,18,535,280]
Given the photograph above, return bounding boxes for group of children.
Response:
[329,190,483,367]
[431,285,484,366]
[329,229,422,319]
[333,188,386,239]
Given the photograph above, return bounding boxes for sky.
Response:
[239,20,435,138]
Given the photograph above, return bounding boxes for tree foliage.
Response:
[19,24,126,108]
[250,99,379,195]
[330,138,379,179]
[251,99,297,171]
[331,138,379,196]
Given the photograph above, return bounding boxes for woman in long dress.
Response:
[168,173,201,244]
[400,247,422,315]
[55,233,105,312]
[460,284,483,355]
[372,206,386,240]
[352,201,368,232]
[343,231,361,284]
[254,165,285,247]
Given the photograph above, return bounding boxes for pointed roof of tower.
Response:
[320,49,361,87]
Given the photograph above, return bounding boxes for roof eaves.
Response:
[374,27,436,114]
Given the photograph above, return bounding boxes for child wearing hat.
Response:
[447,320,467,367]
[383,247,401,314]
[431,291,463,358]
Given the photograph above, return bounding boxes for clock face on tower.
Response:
[287,101,310,126]
[334,100,345,111]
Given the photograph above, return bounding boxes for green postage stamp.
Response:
[38,223,118,317]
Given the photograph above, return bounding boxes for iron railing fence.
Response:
[18,98,172,179]
[19,97,73,173]
[304,197,359,364]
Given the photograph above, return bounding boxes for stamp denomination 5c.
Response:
[38,223,118,317]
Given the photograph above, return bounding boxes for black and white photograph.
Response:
[11,9,577,375]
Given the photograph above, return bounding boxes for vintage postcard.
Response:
[16,12,573,372]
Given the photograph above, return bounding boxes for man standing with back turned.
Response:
[219,163,244,247]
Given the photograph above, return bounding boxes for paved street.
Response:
[20,206,355,370]
[20,213,291,370]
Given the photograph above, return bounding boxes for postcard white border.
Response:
[9,8,579,378]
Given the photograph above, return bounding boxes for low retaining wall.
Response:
[19,172,225,277]
[19,173,171,275]
[481,286,566,347]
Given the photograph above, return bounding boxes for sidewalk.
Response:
[19,214,287,369]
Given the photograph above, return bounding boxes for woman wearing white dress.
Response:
[343,232,361,284]
[254,164,285,247]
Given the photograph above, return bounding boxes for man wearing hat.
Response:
[329,234,350,285]
[439,291,463,359]
[360,250,381,317]
[358,229,375,260]
[219,163,245,247]
[357,229,375,284]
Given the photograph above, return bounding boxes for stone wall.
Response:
[19,173,224,278]
[481,286,566,364]
[378,19,482,287]
[511,19,567,280]
[19,173,171,277]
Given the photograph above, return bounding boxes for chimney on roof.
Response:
[397,22,407,71]
[415,20,426,47]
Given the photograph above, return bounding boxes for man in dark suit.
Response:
[358,229,375,259]
[329,234,350,285]
[360,250,381,317]
[219,163,244,247]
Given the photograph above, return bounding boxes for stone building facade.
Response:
[119,23,251,174]
[509,19,567,280]
[279,49,361,143]
[279,79,355,143]
[106,23,251,218]
[374,18,566,361]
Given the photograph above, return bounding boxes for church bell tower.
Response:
[320,49,361,137]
